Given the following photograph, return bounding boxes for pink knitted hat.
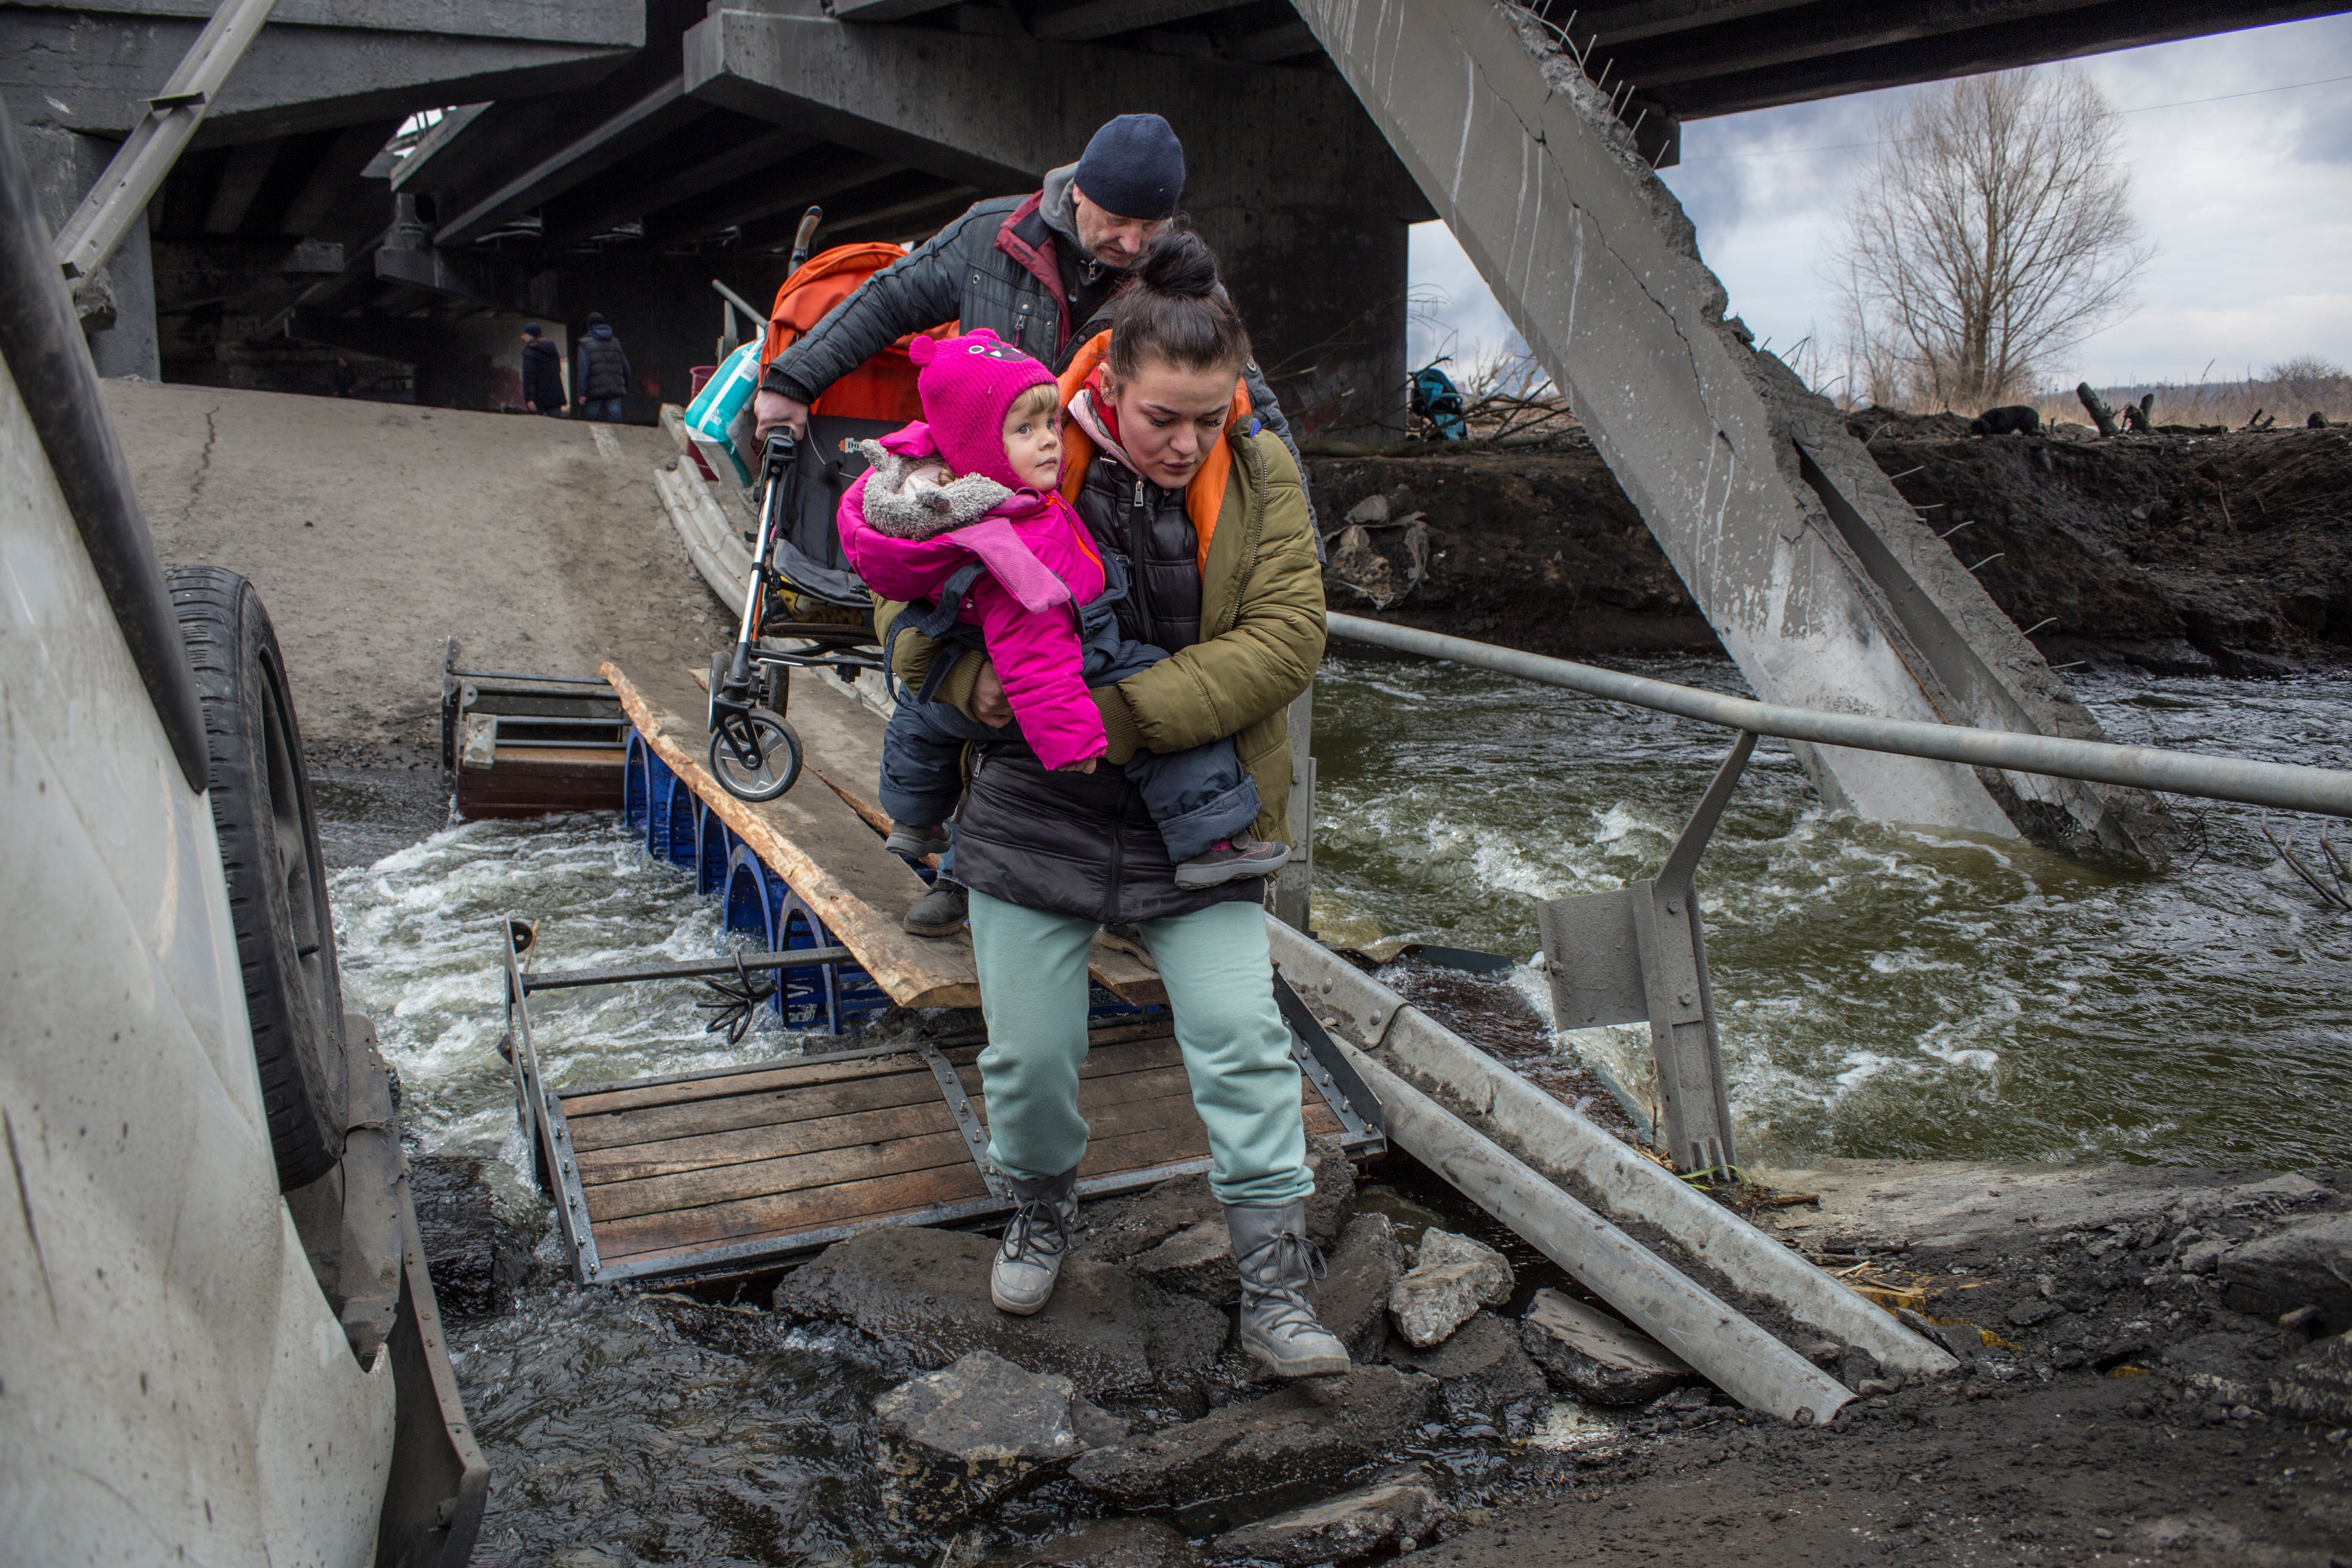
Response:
[907,329,1058,488]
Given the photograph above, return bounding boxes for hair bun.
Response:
[1133,230,1219,299]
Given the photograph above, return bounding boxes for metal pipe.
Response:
[1267,917,1956,1381]
[1337,1039,1853,1425]
[1327,613,2352,818]
[521,946,855,993]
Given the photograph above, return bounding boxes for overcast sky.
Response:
[1407,12,2352,393]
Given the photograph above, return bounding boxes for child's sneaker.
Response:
[1173,834,1290,889]
[885,821,951,858]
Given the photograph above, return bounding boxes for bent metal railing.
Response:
[1323,611,2352,1176]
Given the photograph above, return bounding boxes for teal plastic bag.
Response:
[682,340,763,487]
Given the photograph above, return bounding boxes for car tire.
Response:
[167,565,348,1190]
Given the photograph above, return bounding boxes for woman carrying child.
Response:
[836,232,1343,1378]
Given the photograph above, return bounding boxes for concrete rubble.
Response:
[976,1517,1200,1568]
[872,1350,1127,1526]
[1387,1229,1514,1348]
[770,1226,1227,1400]
[1384,1309,1549,1423]
[1066,1366,1436,1532]
[1309,1213,1406,1364]
[1204,1467,1449,1565]
[1519,1287,1698,1406]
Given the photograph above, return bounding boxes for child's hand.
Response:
[1055,753,1102,775]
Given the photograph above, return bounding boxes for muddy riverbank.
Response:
[1307,418,2352,677]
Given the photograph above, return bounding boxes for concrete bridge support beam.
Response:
[0,1,643,145]
[683,7,1433,440]
[1292,0,2165,857]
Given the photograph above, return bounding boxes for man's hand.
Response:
[971,659,1013,728]
[753,389,809,443]
[1055,755,1100,775]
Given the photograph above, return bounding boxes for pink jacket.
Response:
[836,423,1108,769]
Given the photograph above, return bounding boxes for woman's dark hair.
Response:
[1106,230,1253,383]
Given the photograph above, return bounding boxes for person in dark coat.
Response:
[574,312,631,422]
[520,324,567,415]
[748,113,1304,487]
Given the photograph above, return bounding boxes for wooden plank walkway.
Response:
[511,657,1376,1286]
[538,1016,1362,1283]
[602,657,1163,1008]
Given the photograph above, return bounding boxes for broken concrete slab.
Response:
[873,1350,1124,1527]
[772,1226,1228,1400]
[1384,1310,1548,1420]
[977,1516,1202,1568]
[1387,1229,1513,1348]
[1520,1288,1698,1406]
[1067,1364,1436,1533]
[2269,1332,2352,1428]
[1315,1212,1406,1363]
[1077,1135,1356,1268]
[1206,1467,1448,1565]
[2218,1213,2352,1325]
[1753,1160,2328,1254]
[1126,1219,1235,1305]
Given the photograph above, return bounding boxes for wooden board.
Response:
[606,660,984,1008]
[564,1018,1357,1277]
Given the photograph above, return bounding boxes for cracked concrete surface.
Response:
[1291,0,2169,862]
[107,380,730,759]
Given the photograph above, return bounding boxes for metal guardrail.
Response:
[1326,612,2352,819]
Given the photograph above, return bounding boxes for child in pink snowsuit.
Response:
[836,329,1284,931]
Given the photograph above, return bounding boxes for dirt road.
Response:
[107,380,731,762]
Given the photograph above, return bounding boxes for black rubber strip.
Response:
[0,100,209,792]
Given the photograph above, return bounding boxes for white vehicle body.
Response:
[0,309,401,1568]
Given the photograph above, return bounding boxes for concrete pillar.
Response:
[18,124,161,380]
[1291,0,2168,859]
[683,8,1429,440]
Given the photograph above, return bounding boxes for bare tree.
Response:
[1829,69,2152,410]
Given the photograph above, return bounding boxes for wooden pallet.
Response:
[510,1004,1378,1284]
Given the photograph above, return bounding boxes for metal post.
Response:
[1536,732,1753,1176]
[1269,682,1315,930]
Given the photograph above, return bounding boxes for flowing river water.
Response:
[319,656,2352,1565]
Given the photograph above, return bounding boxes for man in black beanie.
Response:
[750,113,1298,472]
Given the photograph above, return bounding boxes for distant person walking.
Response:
[575,312,630,422]
[521,323,567,416]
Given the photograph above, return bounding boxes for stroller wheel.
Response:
[709,707,802,802]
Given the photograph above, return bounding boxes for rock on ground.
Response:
[1385,1310,1548,1422]
[1124,1219,1234,1305]
[977,1517,1201,1568]
[1520,1288,1698,1406]
[409,1154,531,1317]
[1067,1364,1436,1533]
[1314,1213,1405,1363]
[2218,1213,2352,1325]
[1075,1135,1357,1270]
[1206,1468,1448,1565]
[1387,1229,1513,1349]
[2269,1332,2352,1427]
[871,1351,1124,1528]
[772,1226,1228,1400]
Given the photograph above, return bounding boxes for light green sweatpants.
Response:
[966,888,1314,1207]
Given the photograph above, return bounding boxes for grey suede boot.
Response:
[1226,1200,1351,1377]
[991,1167,1080,1316]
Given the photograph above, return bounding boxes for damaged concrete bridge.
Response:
[7,0,2333,850]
